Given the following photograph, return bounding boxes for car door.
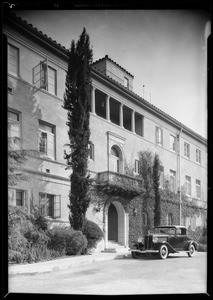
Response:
[167,228,178,248]
[174,228,188,250]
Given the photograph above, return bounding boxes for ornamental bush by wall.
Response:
[65,230,88,255]
[128,196,143,247]
[82,219,104,252]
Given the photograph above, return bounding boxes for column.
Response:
[119,103,123,127]
[91,86,96,114]
[124,212,129,248]
[131,110,135,133]
[106,95,110,121]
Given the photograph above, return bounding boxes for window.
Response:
[159,165,164,188]
[184,142,190,159]
[8,189,25,206]
[167,213,172,225]
[185,175,191,196]
[123,105,132,131]
[110,146,120,173]
[142,213,147,226]
[39,193,61,218]
[196,179,201,199]
[169,170,176,191]
[16,190,24,206]
[190,215,196,231]
[110,98,120,125]
[8,44,19,76]
[170,135,176,152]
[196,149,201,164]
[95,89,106,119]
[135,159,141,174]
[135,113,144,137]
[39,121,55,159]
[156,126,163,146]
[8,110,21,150]
[89,142,95,160]
[124,77,129,89]
[48,66,57,95]
[33,60,57,95]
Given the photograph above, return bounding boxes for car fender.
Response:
[155,241,178,253]
[185,240,198,251]
[132,242,144,251]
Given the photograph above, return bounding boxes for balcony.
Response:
[191,198,207,209]
[183,196,207,209]
[95,171,145,197]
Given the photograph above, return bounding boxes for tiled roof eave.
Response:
[5,12,69,58]
[92,55,134,78]
[91,67,207,145]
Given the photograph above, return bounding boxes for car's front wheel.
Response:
[159,244,168,259]
[187,244,195,257]
[131,250,141,259]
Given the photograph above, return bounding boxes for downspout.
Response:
[178,126,183,225]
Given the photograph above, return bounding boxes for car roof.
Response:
[155,225,187,229]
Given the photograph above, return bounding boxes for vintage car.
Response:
[131,225,197,259]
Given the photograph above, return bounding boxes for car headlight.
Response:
[152,237,158,243]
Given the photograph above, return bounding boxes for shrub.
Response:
[24,226,50,247]
[82,220,103,251]
[32,210,49,231]
[8,225,29,253]
[9,250,24,264]
[65,230,88,255]
[47,226,70,254]
[8,205,53,264]
[197,243,207,252]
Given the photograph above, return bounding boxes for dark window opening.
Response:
[110,98,120,125]
[135,113,143,136]
[95,90,106,119]
[39,193,61,218]
[123,105,132,131]
[16,190,23,206]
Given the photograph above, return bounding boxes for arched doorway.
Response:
[108,203,118,241]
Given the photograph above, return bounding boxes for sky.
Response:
[15,9,210,138]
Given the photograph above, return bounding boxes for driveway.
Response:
[9,252,207,295]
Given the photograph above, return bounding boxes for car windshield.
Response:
[153,227,176,235]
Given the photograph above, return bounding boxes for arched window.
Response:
[110,146,119,157]
[110,146,120,173]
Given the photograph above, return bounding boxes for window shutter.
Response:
[155,126,158,144]
[8,45,18,76]
[33,59,47,88]
[54,195,61,218]
[47,133,54,159]
[161,129,163,146]
[39,193,46,216]
[92,143,95,160]
[8,188,16,206]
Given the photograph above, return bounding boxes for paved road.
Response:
[9,252,207,295]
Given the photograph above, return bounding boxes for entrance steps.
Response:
[101,240,129,253]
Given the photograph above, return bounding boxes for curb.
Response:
[9,252,131,276]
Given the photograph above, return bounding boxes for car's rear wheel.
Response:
[159,245,168,259]
[187,244,195,257]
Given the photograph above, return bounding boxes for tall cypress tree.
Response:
[63,28,93,230]
[153,153,161,226]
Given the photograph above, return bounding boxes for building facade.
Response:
[4,12,207,251]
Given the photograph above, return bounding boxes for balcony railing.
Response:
[96,171,144,197]
[183,196,207,209]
